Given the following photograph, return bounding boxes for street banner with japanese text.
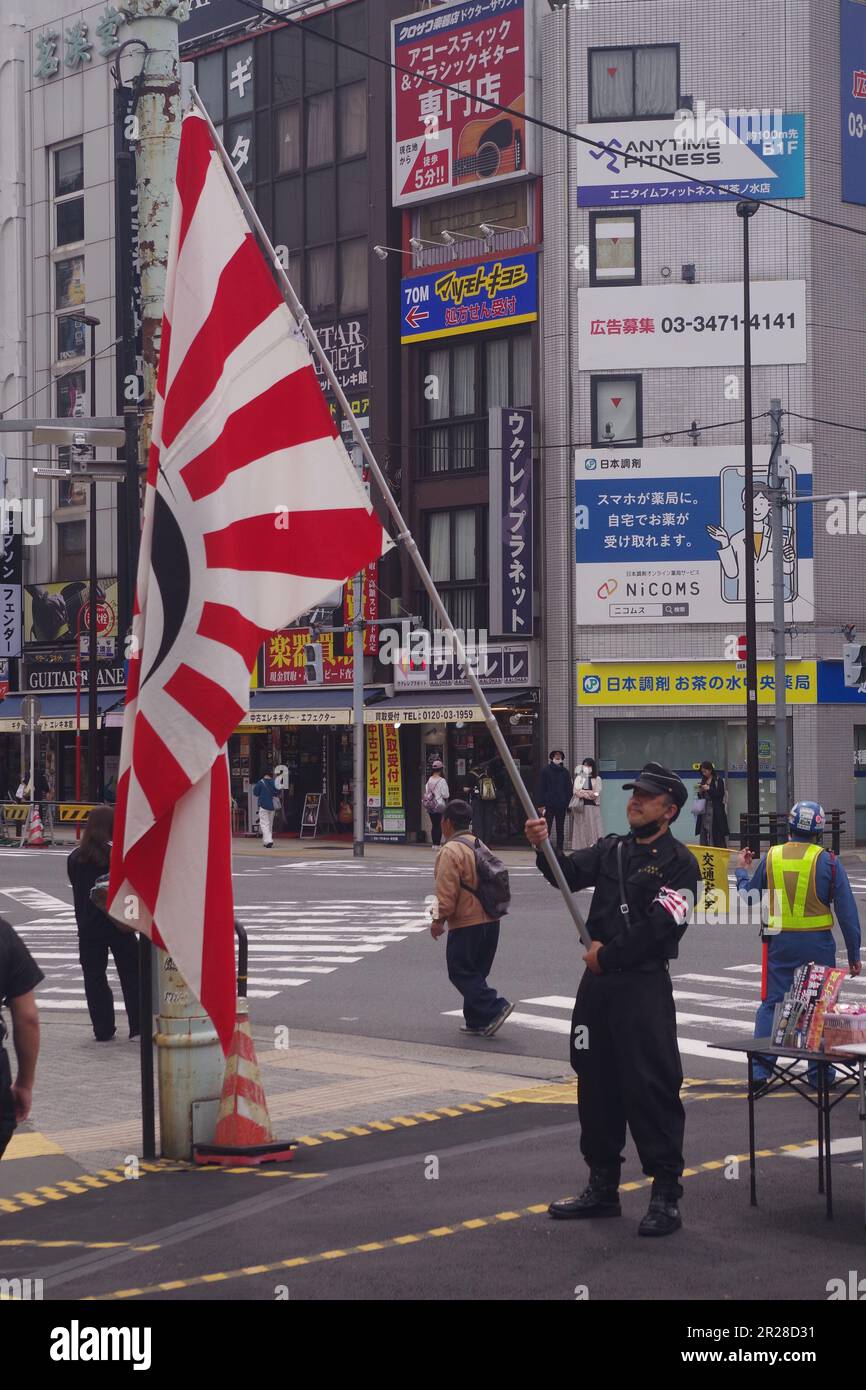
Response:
[489,407,533,635]
[401,253,537,343]
[383,723,404,809]
[687,844,731,913]
[0,520,22,659]
[391,0,534,207]
[578,661,818,706]
[366,724,382,807]
[575,445,813,625]
[263,562,379,685]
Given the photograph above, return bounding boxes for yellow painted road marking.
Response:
[3,1131,64,1159]
[0,1238,161,1252]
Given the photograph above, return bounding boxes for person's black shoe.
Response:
[638,1192,682,1237]
[549,1169,621,1219]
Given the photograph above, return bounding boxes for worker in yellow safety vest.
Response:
[735,801,861,1095]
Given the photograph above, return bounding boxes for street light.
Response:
[735,200,760,847]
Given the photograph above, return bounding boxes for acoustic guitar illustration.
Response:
[454,100,525,183]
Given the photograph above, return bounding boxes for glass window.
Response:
[338,82,367,158]
[454,510,476,580]
[590,49,634,119]
[635,45,678,116]
[288,250,302,295]
[590,45,678,120]
[305,16,334,93]
[305,168,335,242]
[512,334,532,406]
[429,513,450,581]
[59,473,88,508]
[338,159,367,235]
[57,316,86,361]
[339,238,367,314]
[196,51,224,123]
[227,118,254,186]
[56,197,84,247]
[425,349,450,421]
[57,520,87,580]
[337,3,367,84]
[272,26,301,104]
[275,105,300,173]
[57,370,86,418]
[226,41,254,118]
[307,245,336,313]
[54,144,83,197]
[274,177,303,248]
[485,340,509,409]
[451,344,475,416]
[591,212,639,285]
[591,375,641,445]
[55,256,85,310]
[856,727,866,843]
[306,91,334,166]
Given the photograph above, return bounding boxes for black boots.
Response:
[638,1184,682,1237]
[548,1168,622,1220]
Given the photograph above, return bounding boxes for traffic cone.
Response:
[25,805,46,848]
[193,1000,295,1166]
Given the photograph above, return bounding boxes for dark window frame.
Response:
[417,504,489,631]
[589,210,641,286]
[587,43,680,122]
[590,373,643,447]
[415,332,532,477]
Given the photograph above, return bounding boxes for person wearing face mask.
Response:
[538,750,572,852]
[571,756,603,852]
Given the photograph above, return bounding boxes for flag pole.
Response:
[190,89,591,948]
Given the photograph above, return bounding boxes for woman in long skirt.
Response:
[570,756,603,851]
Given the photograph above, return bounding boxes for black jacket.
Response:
[537,830,700,971]
[539,763,572,811]
[67,849,117,942]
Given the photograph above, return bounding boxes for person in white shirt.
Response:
[423,760,450,846]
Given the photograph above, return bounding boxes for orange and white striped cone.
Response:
[26,805,46,848]
[193,1001,295,1166]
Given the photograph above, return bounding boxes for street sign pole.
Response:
[737,201,761,851]
[768,399,790,818]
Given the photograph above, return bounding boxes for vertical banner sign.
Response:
[391,0,533,207]
[841,0,866,204]
[343,560,380,656]
[0,519,22,659]
[366,724,382,811]
[688,844,731,913]
[488,408,533,635]
[383,724,403,808]
[114,86,144,411]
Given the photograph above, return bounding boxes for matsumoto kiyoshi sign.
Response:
[401,254,537,343]
[578,281,807,369]
[574,445,814,626]
[576,114,805,206]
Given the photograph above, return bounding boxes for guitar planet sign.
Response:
[391,0,535,207]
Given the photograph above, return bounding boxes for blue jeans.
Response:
[446,922,508,1029]
[753,930,837,1085]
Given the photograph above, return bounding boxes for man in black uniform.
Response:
[525,762,698,1237]
[0,917,43,1159]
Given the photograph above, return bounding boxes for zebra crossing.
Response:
[0,886,431,1007]
[443,961,866,1066]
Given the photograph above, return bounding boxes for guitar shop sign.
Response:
[401,253,537,343]
[311,317,369,397]
[391,0,535,207]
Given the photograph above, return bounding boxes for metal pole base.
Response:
[353,839,364,858]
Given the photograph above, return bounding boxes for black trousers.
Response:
[0,1047,15,1159]
[445,922,507,1029]
[79,930,141,1040]
[570,968,685,1194]
[471,800,496,845]
[545,807,567,851]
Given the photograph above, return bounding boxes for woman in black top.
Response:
[696,761,729,847]
[67,806,140,1042]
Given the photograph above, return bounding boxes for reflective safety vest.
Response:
[766,841,834,932]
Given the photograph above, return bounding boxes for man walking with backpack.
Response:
[431,799,513,1037]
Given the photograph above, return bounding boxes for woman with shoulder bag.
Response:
[67,806,140,1042]
[422,760,449,847]
[570,756,604,851]
[695,760,729,847]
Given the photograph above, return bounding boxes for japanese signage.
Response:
[263,565,379,686]
[0,660,8,701]
[0,521,22,659]
[393,641,534,688]
[489,408,533,636]
[401,253,537,343]
[367,723,406,842]
[312,317,369,397]
[818,660,866,704]
[575,446,814,626]
[841,1,866,204]
[21,662,126,693]
[383,724,404,809]
[366,724,382,807]
[23,580,119,647]
[365,703,484,724]
[577,661,818,707]
[576,114,805,206]
[687,844,731,912]
[180,0,253,43]
[578,281,807,369]
[114,85,144,409]
[391,0,533,207]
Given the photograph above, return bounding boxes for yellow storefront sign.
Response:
[382,724,403,810]
[687,844,731,913]
[366,724,382,805]
[577,661,817,706]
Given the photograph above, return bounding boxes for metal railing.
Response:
[738,811,845,856]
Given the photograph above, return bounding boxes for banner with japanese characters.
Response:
[401,253,537,342]
[577,661,818,707]
[576,114,805,206]
[574,445,814,625]
[0,520,22,660]
[578,281,807,369]
[366,723,382,808]
[391,0,535,207]
[489,408,533,636]
[262,563,379,686]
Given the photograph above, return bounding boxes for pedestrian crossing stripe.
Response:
[84,1136,821,1302]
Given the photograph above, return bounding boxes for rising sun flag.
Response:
[108,111,391,1050]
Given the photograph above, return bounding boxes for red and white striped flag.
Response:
[108,112,390,1051]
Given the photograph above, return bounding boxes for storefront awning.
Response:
[362,688,537,725]
[0,691,123,733]
[235,687,537,730]
[241,690,356,728]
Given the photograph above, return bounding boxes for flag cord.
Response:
[189,88,591,947]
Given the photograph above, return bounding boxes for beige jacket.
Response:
[434,835,489,930]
